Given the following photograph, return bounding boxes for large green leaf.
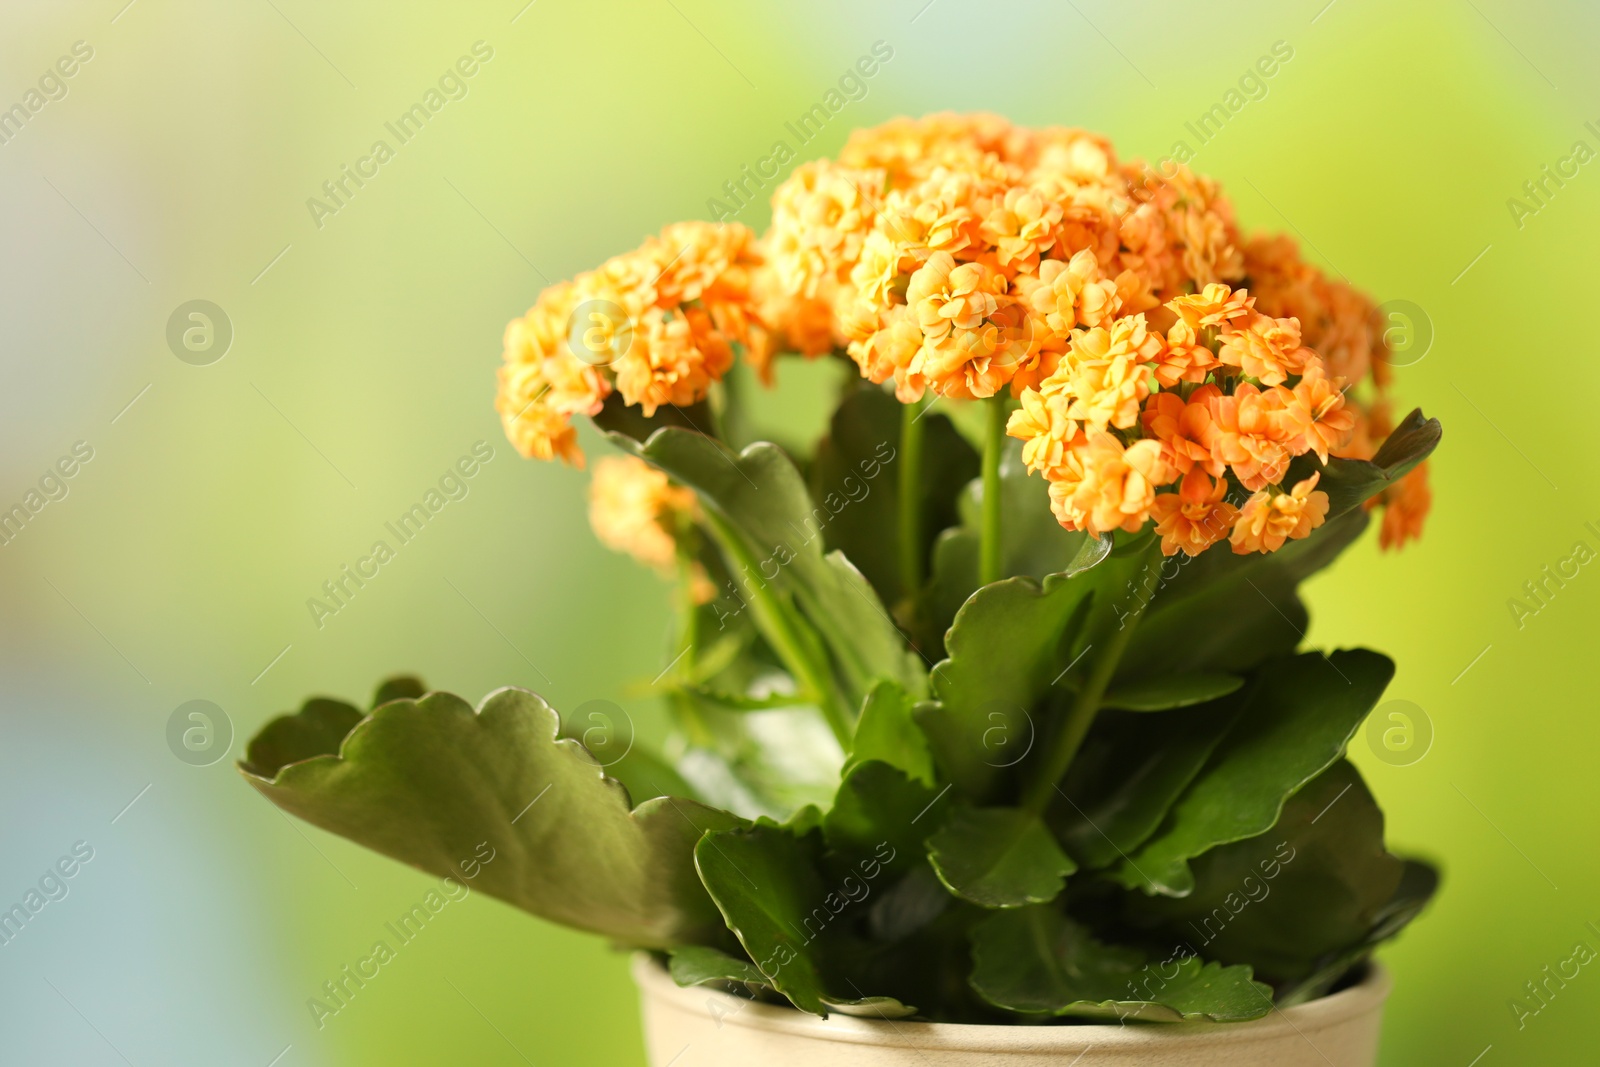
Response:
[823,760,945,879]
[810,385,977,613]
[609,427,925,711]
[926,807,1075,908]
[694,823,918,1018]
[1278,857,1439,1006]
[1049,696,1249,871]
[1118,508,1368,681]
[672,697,845,822]
[1124,761,1423,987]
[667,945,772,990]
[845,680,936,787]
[1103,672,1243,711]
[1286,407,1441,519]
[1112,650,1394,896]
[916,545,1135,800]
[239,687,743,950]
[969,907,1272,1021]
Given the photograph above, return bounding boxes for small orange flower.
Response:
[587,456,698,571]
[1282,363,1355,463]
[1218,312,1314,386]
[1378,462,1432,550]
[1019,249,1121,337]
[1151,469,1239,557]
[1168,283,1255,331]
[613,306,734,417]
[1152,317,1221,388]
[907,252,999,345]
[766,161,883,298]
[1142,387,1223,477]
[496,361,584,467]
[1049,432,1172,536]
[1231,473,1330,554]
[1050,315,1163,433]
[1008,387,1082,478]
[845,306,926,401]
[1206,382,1295,491]
[980,185,1064,269]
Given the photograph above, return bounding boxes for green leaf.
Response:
[241,697,364,778]
[1118,508,1369,681]
[1103,672,1243,711]
[810,385,977,612]
[1113,650,1394,896]
[371,675,426,707]
[823,760,945,878]
[926,807,1075,908]
[916,546,1135,800]
[239,687,743,950]
[1278,857,1440,1006]
[596,744,703,807]
[969,907,1272,1021]
[1287,407,1441,519]
[590,390,714,445]
[668,945,772,989]
[673,698,845,822]
[609,427,925,712]
[1050,697,1249,870]
[1124,761,1422,988]
[846,680,936,787]
[694,823,919,1018]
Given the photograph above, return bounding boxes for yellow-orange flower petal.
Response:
[1230,473,1329,554]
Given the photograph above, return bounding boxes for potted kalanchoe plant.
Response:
[241,114,1440,1066]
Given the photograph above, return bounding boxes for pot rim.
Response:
[633,953,1390,1052]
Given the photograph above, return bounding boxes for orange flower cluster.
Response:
[496,221,766,466]
[498,113,1429,558]
[756,113,1426,556]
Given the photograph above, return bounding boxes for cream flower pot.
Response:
[634,955,1391,1067]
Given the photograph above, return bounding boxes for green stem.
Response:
[699,508,854,749]
[1021,543,1162,814]
[898,396,928,596]
[979,395,1008,586]
[669,538,715,748]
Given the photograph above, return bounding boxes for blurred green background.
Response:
[0,0,1594,1063]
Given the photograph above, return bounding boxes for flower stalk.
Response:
[979,394,1008,586]
[898,395,929,596]
[698,507,854,748]
[1021,541,1163,814]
